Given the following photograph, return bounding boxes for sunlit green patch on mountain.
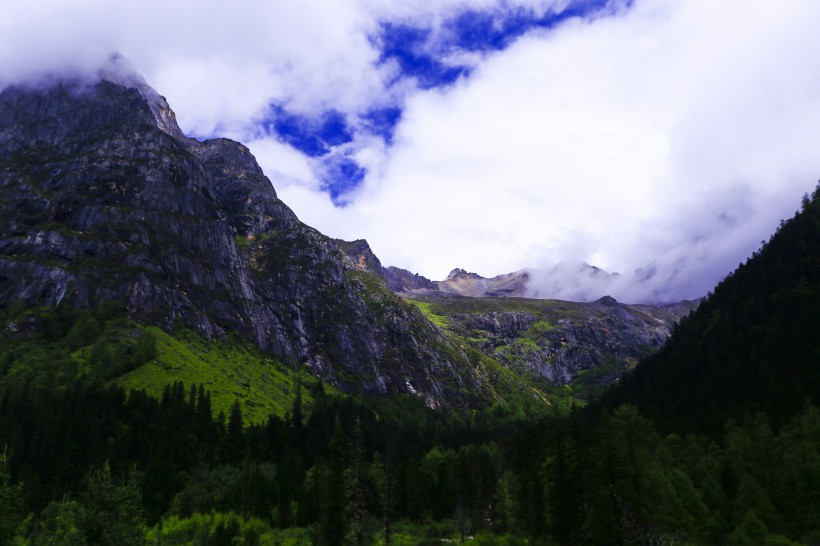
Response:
[405,297,583,413]
[113,327,325,424]
[0,304,325,424]
[405,299,451,329]
[401,293,683,405]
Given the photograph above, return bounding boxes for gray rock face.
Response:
[436,270,529,297]
[382,266,439,292]
[0,78,486,408]
[405,294,697,399]
[335,239,385,274]
[335,238,438,293]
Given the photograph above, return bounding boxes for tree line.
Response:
[1,372,817,544]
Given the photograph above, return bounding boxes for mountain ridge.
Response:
[338,239,623,299]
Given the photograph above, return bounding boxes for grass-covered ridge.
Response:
[0,304,324,424]
[113,327,322,424]
[405,295,581,413]
[404,299,451,329]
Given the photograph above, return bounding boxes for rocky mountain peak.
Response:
[595,295,619,306]
[447,268,482,280]
[96,53,189,142]
[334,238,383,272]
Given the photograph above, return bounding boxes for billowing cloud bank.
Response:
[2,0,819,302]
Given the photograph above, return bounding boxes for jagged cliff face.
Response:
[0,78,486,408]
[405,293,699,399]
[334,229,699,399]
[336,239,438,293]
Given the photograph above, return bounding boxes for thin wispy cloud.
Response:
[1,0,818,302]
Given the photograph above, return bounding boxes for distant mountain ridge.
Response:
[336,238,686,305]
[336,238,699,397]
[404,292,698,401]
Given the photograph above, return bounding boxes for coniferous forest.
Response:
[0,187,818,545]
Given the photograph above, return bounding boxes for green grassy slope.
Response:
[406,297,583,413]
[112,328,322,424]
[0,305,324,425]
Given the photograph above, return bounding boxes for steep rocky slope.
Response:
[337,239,698,399]
[0,75,495,408]
[406,293,698,400]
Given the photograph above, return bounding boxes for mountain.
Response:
[335,241,662,304]
[1,64,817,546]
[335,239,698,399]
[523,261,622,301]
[437,268,530,297]
[0,65,696,411]
[405,292,697,400]
[0,67,499,409]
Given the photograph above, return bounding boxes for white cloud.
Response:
[243,137,317,192]
[0,0,570,131]
[2,0,819,302]
[289,0,820,302]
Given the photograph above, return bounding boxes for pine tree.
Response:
[0,450,22,544]
[80,462,146,546]
[315,416,348,546]
[227,399,245,461]
[346,417,371,546]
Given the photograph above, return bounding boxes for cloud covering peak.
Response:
[2,0,819,303]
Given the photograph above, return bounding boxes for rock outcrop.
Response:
[405,293,698,399]
[436,269,529,297]
[335,238,438,293]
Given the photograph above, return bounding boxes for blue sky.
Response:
[2,0,820,302]
[263,0,621,205]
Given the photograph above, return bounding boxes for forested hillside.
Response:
[556,184,820,545]
[600,187,820,434]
